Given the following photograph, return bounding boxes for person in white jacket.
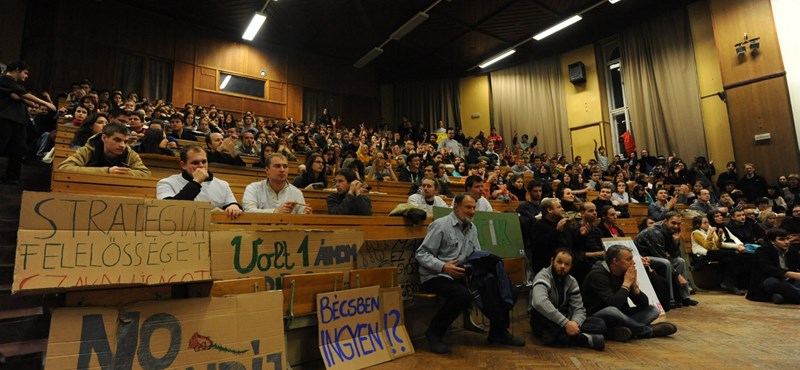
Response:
[242,153,312,214]
[408,178,447,216]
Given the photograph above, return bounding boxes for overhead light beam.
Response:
[533,15,583,41]
[479,49,516,69]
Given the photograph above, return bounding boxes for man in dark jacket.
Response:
[582,245,677,341]
[528,197,569,275]
[0,61,56,184]
[746,228,800,304]
[326,169,372,215]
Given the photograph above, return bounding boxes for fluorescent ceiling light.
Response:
[533,15,582,41]
[609,62,620,70]
[219,75,232,89]
[390,12,430,41]
[479,49,516,69]
[242,12,267,41]
[353,47,384,68]
[609,0,622,3]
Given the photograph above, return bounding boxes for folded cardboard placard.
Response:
[211,229,364,282]
[14,192,211,292]
[317,286,413,370]
[46,291,285,370]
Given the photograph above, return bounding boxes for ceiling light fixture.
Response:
[479,49,516,69]
[533,15,583,41]
[353,47,385,68]
[609,0,622,4]
[390,12,430,41]
[242,0,272,41]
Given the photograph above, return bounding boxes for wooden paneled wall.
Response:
[709,0,800,181]
[20,0,377,125]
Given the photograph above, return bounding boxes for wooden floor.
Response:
[367,292,800,370]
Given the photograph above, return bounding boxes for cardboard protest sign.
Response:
[14,192,211,292]
[316,286,414,370]
[210,229,363,286]
[45,290,285,370]
[379,287,414,359]
[357,239,423,300]
[433,206,524,257]
[602,238,666,315]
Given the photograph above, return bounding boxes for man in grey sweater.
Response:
[530,248,606,350]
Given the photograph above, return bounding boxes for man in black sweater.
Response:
[746,228,800,304]
[582,245,677,341]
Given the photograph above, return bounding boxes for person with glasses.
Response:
[292,153,328,189]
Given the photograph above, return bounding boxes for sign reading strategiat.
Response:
[211,229,364,283]
[46,291,285,370]
[317,286,413,370]
[14,192,212,292]
[432,206,524,258]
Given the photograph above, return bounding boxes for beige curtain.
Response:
[490,56,570,158]
[621,8,706,160]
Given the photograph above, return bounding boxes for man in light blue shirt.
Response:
[416,193,523,354]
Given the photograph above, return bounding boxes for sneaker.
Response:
[607,326,633,342]
[425,330,450,354]
[583,333,605,351]
[651,322,677,337]
[772,293,785,304]
[487,331,525,347]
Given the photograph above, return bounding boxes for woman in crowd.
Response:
[293,153,328,188]
[366,151,397,181]
[71,113,108,149]
[637,216,656,231]
[599,205,625,238]
[690,215,747,295]
[137,128,174,156]
[765,184,787,214]
[611,180,636,218]
[451,161,468,178]
[557,186,577,213]
[507,174,527,201]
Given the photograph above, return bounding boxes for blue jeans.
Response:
[763,277,800,304]
[592,305,659,338]
[649,256,690,301]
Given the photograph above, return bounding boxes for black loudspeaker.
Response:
[568,61,586,84]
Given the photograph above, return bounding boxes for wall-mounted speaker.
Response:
[568,61,586,84]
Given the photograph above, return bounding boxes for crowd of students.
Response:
[8,73,800,354]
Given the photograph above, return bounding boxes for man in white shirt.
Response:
[451,175,493,212]
[243,153,312,214]
[408,178,447,215]
[157,145,243,219]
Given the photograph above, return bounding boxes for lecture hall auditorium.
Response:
[1,0,800,369]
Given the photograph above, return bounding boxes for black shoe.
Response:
[682,298,699,306]
[488,331,525,347]
[425,330,450,354]
[651,322,678,337]
[671,300,682,309]
[772,293,785,304]
[607,326,633,342]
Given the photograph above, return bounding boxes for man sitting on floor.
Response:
[326,168,372,215]
[415,193,524,354]
[58,122,150,177]
[582,245,678,341]
[747,228,800,304]
[530,248,606,351]
[156,144,242,219]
